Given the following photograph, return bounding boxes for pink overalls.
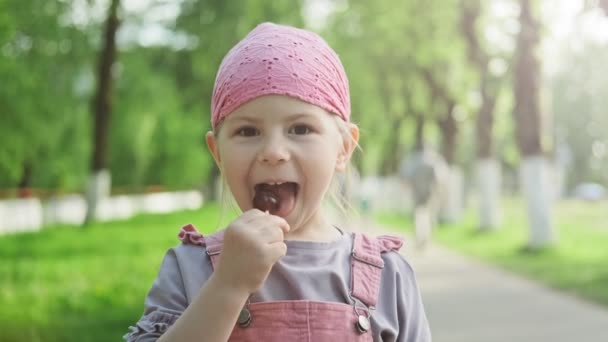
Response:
[187,227,403,342]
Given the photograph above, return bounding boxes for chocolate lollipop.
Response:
[253,190,280,213]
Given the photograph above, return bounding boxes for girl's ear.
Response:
[206,131,221,167]
[336,123,359,172]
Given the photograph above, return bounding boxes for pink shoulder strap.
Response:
[350,233,404,308]
[177,224,224,270]
[204,230,224,270]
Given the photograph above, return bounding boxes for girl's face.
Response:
[206,95,358,239]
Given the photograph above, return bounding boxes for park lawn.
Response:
[377,197,608,308]
[0,203,229,342]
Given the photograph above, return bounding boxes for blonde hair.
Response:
[325,115,361,222]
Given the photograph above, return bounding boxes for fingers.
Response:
[241,209,290,235]
[240,208,266,223]
[263,214,290,235]
[218,210,291,294]
[249,215,289,243]
[267,241,288,262]
[262,225,284,243]
[230,209,290,250]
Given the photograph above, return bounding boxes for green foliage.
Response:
[1,0,307,192]
[552,41,608,187]
[109,48,212,189]
[326,0,475,174]
[0,0,604,193]
[0,0,92,189]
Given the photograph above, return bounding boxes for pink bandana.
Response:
[211,22,350,129]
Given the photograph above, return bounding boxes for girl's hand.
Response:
[213,209,290,295]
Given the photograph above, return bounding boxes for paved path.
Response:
[352,219,608,342]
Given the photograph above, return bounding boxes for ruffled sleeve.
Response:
[124,310,180,341]
[177,224,205,246]
[124,248,188,341]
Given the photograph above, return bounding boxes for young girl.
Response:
[125,22,431,342]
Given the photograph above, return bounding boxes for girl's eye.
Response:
[289,124,313,135]
[236,126,259,137]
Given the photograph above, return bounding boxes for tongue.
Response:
[253,183,296,217]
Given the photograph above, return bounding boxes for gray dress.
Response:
[125,228,432,341]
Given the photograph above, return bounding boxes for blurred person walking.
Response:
[400,145,448,249]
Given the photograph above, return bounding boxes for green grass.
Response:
[377,197,608,308]
[0,204,226,342]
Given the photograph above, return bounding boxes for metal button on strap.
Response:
[356,315,370,333]
[350,293,372,334]
[238,308,252,328]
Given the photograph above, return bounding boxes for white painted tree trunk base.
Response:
[476,159,502,230]
[439,166,464,224]
[520,156,556,247]
[85,169,111,222]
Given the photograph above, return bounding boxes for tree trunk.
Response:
[476,85,497,158]
[475,88,501,230]
[461,0,502,230]
[475,159,501,228]
[84,0,120,225]
[380,117,404,175]
[414,115,425,151]
[437,101,457,165]
[420,69,464,223]
[520,156,555,246]
[601,0,608,16]
[376,64,405,175]
[514,0,542,157]
[421,68,459,164]
[513,0,555,248]
[17,161,33,198]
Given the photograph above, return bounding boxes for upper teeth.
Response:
[267,181,284,185]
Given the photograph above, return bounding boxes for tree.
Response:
[421,67,467,223]
[84,0,121,224]
[513,0,555,248]
[460,0,511,230]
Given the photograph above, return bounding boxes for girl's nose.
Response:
[257,133,290,165]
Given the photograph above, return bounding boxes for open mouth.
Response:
[253,182,299,217]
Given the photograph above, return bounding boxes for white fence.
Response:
[356,175,412,214]
[0,191,204,235]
